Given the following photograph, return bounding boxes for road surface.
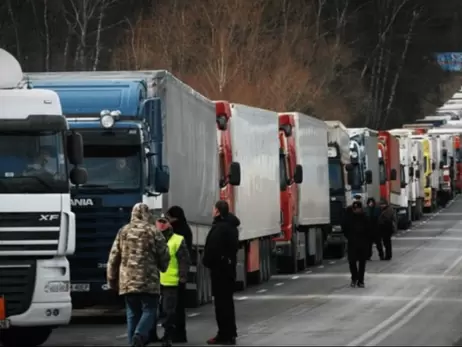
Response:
[46,197,462,346]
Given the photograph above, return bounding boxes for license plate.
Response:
[0,319,10,329]
[71,283,90,292]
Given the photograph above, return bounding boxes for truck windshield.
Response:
[328,161,344,193]
[0,131,68,194]
[379,161,387,185]
[351,164,362,189]
[77,145,141,190]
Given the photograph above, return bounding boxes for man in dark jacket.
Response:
[342,201,369,288]
[378,199,396,260]
[365,197,384,260]
[203,200,239,345]
[165,205,193,343]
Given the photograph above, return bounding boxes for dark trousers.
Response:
[161,286,178,342]
[382,234,392,259]
[211,270,237,340]
[368,235,384,259]
[175,282,187,337]
[125,293,159,345]
[348,247,367,284]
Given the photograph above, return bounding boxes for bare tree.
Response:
[43,0,50,71]
[6,0,21,61]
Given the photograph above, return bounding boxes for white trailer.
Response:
[228,104,280,289]
[0,49,85,347]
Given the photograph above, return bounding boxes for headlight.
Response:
[44,281,70,293]
[101,114,115,128]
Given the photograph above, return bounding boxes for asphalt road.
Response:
[46,197,462,346]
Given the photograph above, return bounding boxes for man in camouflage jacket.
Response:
[107,202,170,347]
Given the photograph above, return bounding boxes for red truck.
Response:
[378,131,400,208]
[454,135,462,193]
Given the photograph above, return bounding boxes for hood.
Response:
[130,202,152,223]
[215,212,241,227]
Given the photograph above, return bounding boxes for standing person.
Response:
[378,199,396,260]
[107,203,170,347]
[203,200,240,345]
[342,200,369,288]
[156,216,191,347]
[165,206,193,343]
[365,197,384,261]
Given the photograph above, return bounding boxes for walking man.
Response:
[107,203,170,347]
[378,199,396,260]
[156,216,191,347]
[342,200,369,288]
[203,200,240,345]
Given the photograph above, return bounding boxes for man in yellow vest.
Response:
[155,216,191,347]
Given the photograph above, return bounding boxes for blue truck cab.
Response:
[30,78,169,306]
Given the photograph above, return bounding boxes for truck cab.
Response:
[27,73,170,307]
[0,49,85,347]
[347,128,379,202]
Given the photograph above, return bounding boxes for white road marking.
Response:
[443,254,462,275]
[365,289,439,346]
[394,246,462,252]
[235,296,248,301]
[272,272,462,281]
[116,333,128,339]
[188,312,200,317]
[329,261,336,264]
[396,236,462,241]
[346,287,432,347]
[256,289,267,293]
[274,282,284,286]
[291,276,299,280]
[318,265,324,269]
[305,270,312,274]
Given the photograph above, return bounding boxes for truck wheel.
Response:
[0,327,52,347]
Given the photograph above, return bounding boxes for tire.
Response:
[0,327,52,347]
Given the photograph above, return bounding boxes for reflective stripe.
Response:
[160,233,184,286]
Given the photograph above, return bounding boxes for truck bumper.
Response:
[8,302,71,327]
[326,225,345,246]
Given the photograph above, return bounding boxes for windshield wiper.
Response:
[77,183,121,193]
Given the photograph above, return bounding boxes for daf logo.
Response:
[39,214,59,221]
[71,198,94,207]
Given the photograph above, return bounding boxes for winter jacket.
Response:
[107,203,170,295]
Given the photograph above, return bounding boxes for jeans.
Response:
[125,293,159,345]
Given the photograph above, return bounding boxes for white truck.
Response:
[324,121,352,258]
[216,103,280,290]
[0,49,85,346]
[389,129,423,221]
[275,112,330,272]
[428,134,443,207]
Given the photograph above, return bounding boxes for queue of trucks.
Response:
[3,46,462,346]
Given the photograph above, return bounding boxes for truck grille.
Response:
[0,212,61,253]
[70,207,131,280]
[330,201,344,226]
[0,258,36,317]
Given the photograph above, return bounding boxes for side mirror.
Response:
[154,165,170,193]
[229,162,241,186]
[432,162,436,170]
[415,169,420,178]
[409,167,414,177]
[365,170,373,184]
[401,181,407,188]
[390,168,397,181]
[439,161,444,170]
[67,132,84,165]
[294,164,303,184]
[69,167,87,185]
[345,163,354,172]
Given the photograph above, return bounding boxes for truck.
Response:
[26,70,220,308]
[274,113,330,273]
[215,101,279,290]
[347,128,380,202]
[410,137,426,219]
[387,129,417,228]
[324,121,352,258]
[0,49,86,346]
[377,131,402,218]
[411,135,434,212]
[428,134,444,207]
